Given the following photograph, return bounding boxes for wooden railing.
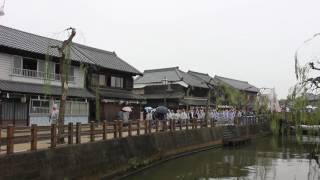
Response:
[0,115,269,156]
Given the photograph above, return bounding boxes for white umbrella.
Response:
[122,106,132,112]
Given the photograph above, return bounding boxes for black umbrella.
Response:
[155,106,169,114]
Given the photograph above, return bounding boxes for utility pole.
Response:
[205,79,214,122]
[51,27,76,143]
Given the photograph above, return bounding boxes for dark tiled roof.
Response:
[0,80,94,98]
[134,67,208,88]
[214,75,259,93]
[96,88,144,100]
[187,70,215,85]
[0,25,141,75]
[135,67,182,84]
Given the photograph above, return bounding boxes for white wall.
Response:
[29,115,88,126]
[0,52,85,88]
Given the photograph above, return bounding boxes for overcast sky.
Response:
[1,0,320,98]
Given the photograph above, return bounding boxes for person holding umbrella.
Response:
[122,106,132,124]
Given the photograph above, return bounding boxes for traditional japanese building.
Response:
[134,67,212,109]
[213,75,259,111]
[0,25,142,126]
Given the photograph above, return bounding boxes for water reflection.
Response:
[125,136,320,180]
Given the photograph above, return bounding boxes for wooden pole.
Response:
[90,121,95,142]
[128,121,132,137]
[103,120,107,140]
[7,125,14,154]
[68,123,73,144]
[114,121,118,138]
[31,124,37,151]
[0,126,2,151]
[50,124,57,148]
[163,119,170,131]
[148,120,152,134]
[118,120,123,138]
[137,120,141,136]
[192,119,195,129]
[76,122,81,144]
[144,120,148,134]
[155,120,159,132]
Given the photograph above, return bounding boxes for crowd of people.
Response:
[145,106,255,125]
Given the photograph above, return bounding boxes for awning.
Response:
[0,80,94,98]
[143,92,185,100]
[96,88,144,100]
[180,98,211,106]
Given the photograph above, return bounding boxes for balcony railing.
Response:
[12,68,76,82]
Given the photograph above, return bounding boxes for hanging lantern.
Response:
[0,0,5,16]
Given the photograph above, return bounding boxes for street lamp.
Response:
[204,78,214,122]
[162,76,168,106]
[161,76,173,107]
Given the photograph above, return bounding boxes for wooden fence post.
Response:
[90,121,95,142]
[68,123,73,144]
[114,121,118,138]
[144,120,148,134]
[31,124,37,151]
[155,120,159,132]
[7,124,14,154]
[192,119,195,129]
[103,120,107,140]
[76,123,81,144]
[173,119,176,131]
[50,124,57,148]
[148,120,152,134]
[163,120,170,131]
[0,126,1,151]
[118,120,123,138]
[186,119,189,130]
[128,121,132,137]
[137,120,141,136]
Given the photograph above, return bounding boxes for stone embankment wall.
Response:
[0,124,269,180]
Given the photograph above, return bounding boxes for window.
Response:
[30,99,88,116]
[23,57,37,71]
[99,74,106,86]
[68,66,74,81]
[13,56,22,69]
[54,64,74,82]
[91,74,99,86]
[30,99,50,114]
[111,76,123,88]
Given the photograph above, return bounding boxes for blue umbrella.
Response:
[155,106,169,114]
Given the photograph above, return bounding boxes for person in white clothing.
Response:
[49,104,59,125]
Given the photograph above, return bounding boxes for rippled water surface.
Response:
[126,136,320,180]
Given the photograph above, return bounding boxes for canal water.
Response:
[126,136,320,180]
